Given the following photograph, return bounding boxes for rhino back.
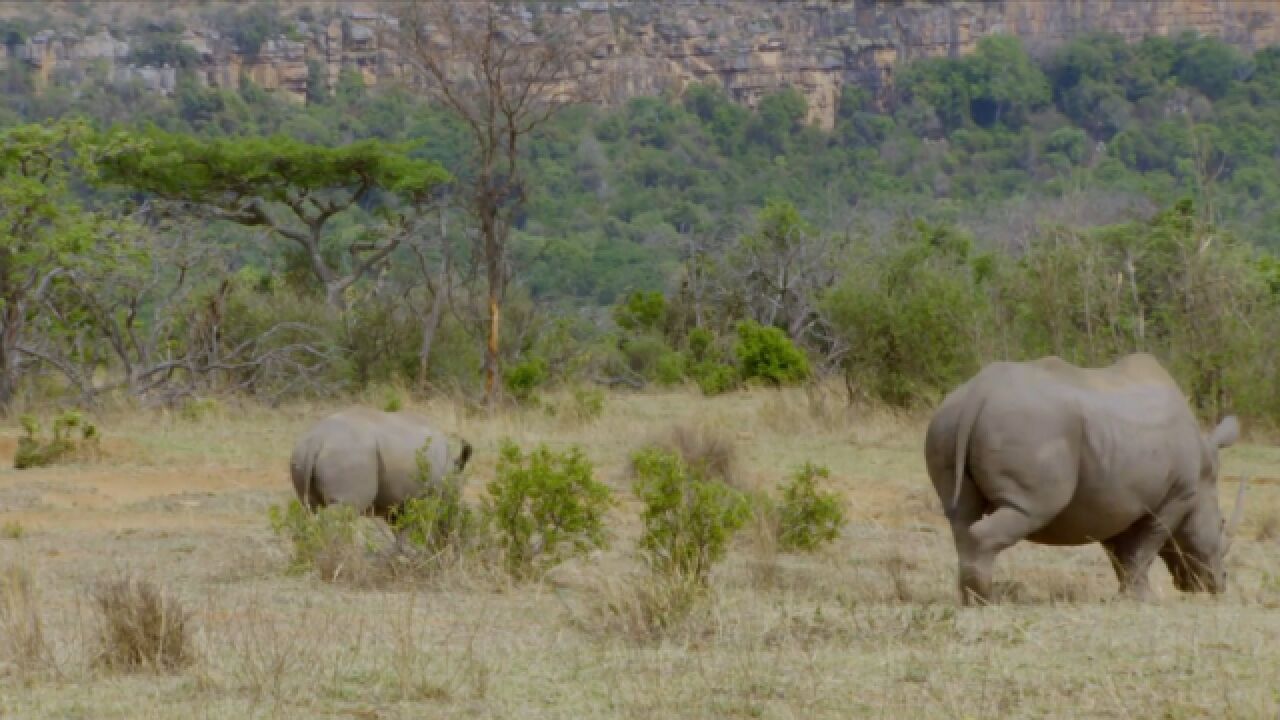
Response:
[369,412,452,512]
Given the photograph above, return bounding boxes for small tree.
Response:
[484,441,612,578]
[776,463,846,552]
[0,120,130,406]
[631,447,749,584]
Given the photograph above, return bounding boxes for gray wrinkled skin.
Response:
[289,407,472,521]
[924,353,1241,605]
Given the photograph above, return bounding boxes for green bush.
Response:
[483,441,613,578]
[612,290,667,333]
[619,332,670,380]
[776,463,846,552]
[14,411,100,469]
[381,387,405,412]
[822,221,990,407]
[631,447,750,584]
[734,321,810,385]
[267,500,371,580]
[504,357,548,405]
[685,328,714,362]
[390,446,476,558]
[654,351,687,386]
[690,361,739,396]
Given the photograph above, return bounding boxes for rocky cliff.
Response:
[2,1,1278,129]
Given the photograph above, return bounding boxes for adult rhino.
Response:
[289,408,473,521]
[924,353,1248,605]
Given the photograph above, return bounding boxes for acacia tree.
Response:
[102,129,450,310]
[0,120,133,407]
[398,1,599,406]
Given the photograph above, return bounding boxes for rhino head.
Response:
[1160,415,1246,594]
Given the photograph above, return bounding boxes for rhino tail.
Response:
[293,437,320,514]
[950,380,989,516]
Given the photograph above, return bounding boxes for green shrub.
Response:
[631,447,750,584]
[177,397,221,422]
[776,463,846,552]
[267,500,373,582]
[14,411,100,469]
[613,290,667,333]
[381,387,405,412]
[504,357,548,405]
[685,328,714,363]
[483,441,613,578]
[734,321,809,386]
[654,351,687,386]
[390,446,476,559]
[566,386,606,423]
[691,361,739,396]
[619,332,670,380]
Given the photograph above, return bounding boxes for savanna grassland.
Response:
[3,386,1280,719]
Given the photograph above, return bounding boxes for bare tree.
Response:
[408,203,455,393]
[22,218,339,407]
[398,1,600,407]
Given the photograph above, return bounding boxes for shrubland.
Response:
[1,25,1278,426]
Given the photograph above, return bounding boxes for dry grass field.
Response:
[2,386,1280,719]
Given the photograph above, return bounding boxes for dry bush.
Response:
[740,502,781,588]
[223,597,311,705]
[1255,510,1279,542]
[882,549,917,604]
[561,568,709,644]
[269,501,389,587]
[634,423,739,488]
[91,573,193,672]
[0,562,53,678]
[756,383,852,436]
[381,593,490,703]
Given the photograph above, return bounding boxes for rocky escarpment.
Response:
[2,1,1278,129]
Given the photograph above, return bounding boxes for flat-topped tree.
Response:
[102,129,451,310]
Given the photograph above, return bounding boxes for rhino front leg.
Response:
[1102,497,1194,601]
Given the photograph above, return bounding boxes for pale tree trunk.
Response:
[485,283,501,408]
[417,213,451,393]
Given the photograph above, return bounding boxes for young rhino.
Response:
[289,407,472,521]
[925,353,1247,605]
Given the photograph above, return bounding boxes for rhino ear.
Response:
[1210,415,1240,449]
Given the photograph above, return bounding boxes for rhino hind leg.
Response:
[955,505,1050,605]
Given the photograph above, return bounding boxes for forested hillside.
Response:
[4,18,1280,421]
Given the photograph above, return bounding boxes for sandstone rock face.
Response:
[1,1,1277,128]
